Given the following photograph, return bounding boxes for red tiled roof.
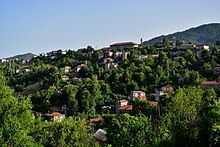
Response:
[150,101,158,107]
[110,42,138,46]
[49,112,64,116]
[118,99,128,103]
[181,44,195,47]
[137,95,147,99]
[201,81,219,85]
[77,64,86,67]
[89,118,104,123]
[64,66,71,69]
[119,105,132,111]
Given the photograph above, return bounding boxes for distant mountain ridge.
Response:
[7,53,36,60]
[144,23,220,46]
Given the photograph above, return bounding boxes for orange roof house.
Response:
[110,42,139,50]
[198,81,220,90]
[75,64,87,72]
[177,43,196,49]
[89,118,105,123]
[150,101,158,107]
[49,112,65,122]
[118,105,133,114]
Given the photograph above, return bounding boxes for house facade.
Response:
[128,91,146,101]
[104,62,118,71]
[115,99,128,113]
[64,66,71,73]
[49,112,65,122]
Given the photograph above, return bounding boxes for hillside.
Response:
[144,23,220,46]
[7,53,36,60]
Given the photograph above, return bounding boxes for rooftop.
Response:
[200,81,219,85]
[119,105,132,111]
[118,99,128,103]
[110,42,138,46]
[49,112,64,117]
[150,101,158,107]
[89,117,104,123]
[77,64,86,67]
[181,43,195,47]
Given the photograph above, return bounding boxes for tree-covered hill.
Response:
[144,23,220,45]
[7,53,36,60]
[1,42,220,146]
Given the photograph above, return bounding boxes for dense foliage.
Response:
[1,42,220,146]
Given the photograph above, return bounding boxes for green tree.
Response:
[37,117,91,146]
[216,40,220,46]
[0,73,38,146]
[165,86,204,146]
[107,114,158,146]
[63,85,79,115]
[163,37,169,48]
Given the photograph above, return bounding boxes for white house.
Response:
[49,112,65,122]
[128,91,146,101]
[197,45,210,51]
[64,66,71,73]
[115,99,129,113]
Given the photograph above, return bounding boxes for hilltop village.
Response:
[1,38,220,146]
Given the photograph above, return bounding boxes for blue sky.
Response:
[0,0,219,58]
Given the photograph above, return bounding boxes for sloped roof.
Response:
[150,101,158,107]
[49,112,64,117]
[110,42,138,46]
[119,105,132,111]
[181,43,195,47]
[200,81,219,85]
[118,99,128,103]
[64,66,71,69]
[77,64,86,67]
[89,118,104,123]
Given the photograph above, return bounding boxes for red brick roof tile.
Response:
[49,112,64,116]
[119,105,132,110]
[201,81,219,85]
[89,118,104,123]
[118,99,128,103]
[150,101,158,107]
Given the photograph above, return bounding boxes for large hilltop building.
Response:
[110,42,139,50]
